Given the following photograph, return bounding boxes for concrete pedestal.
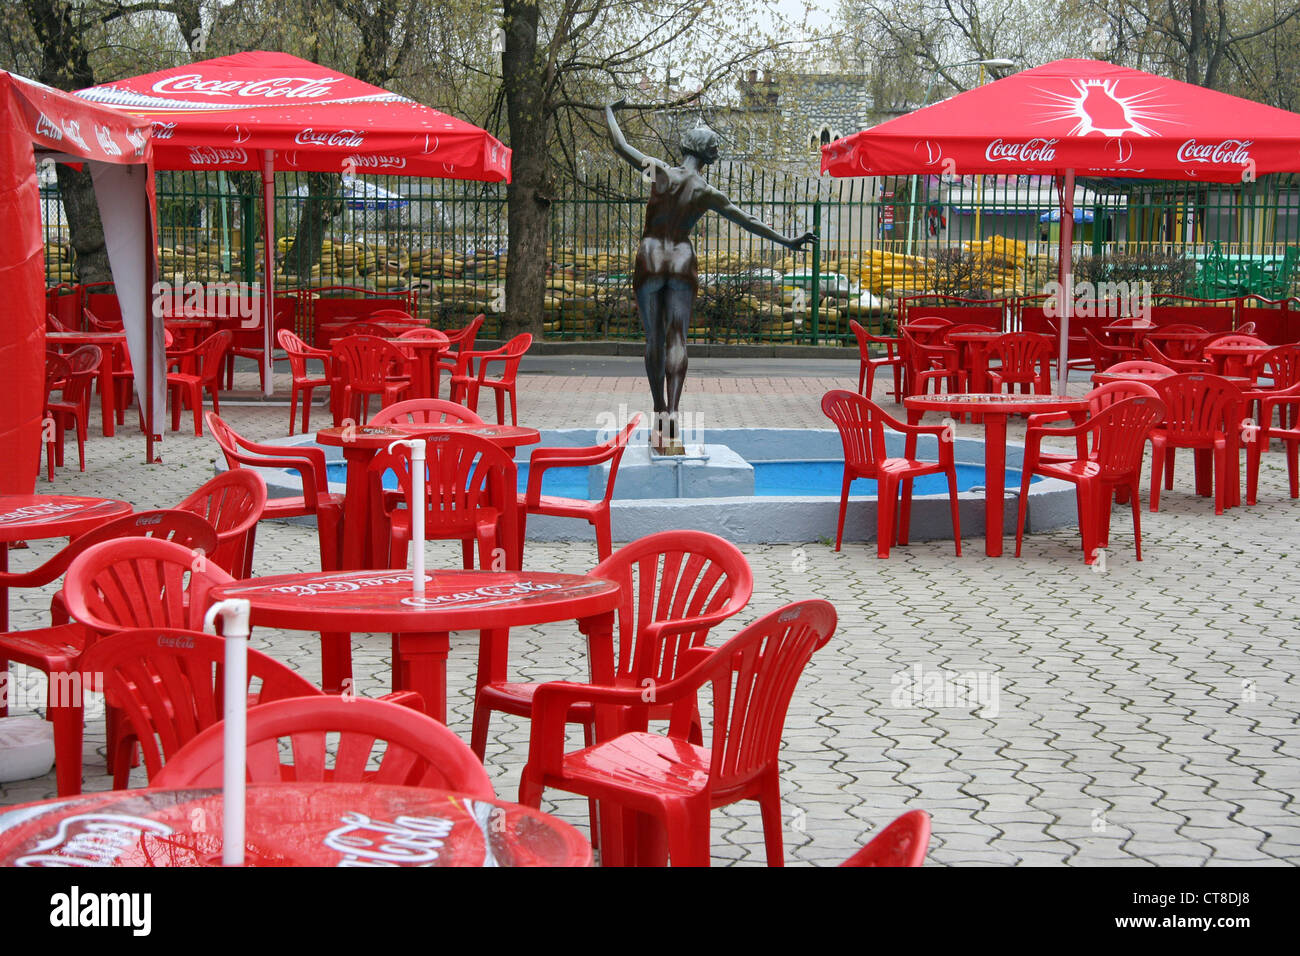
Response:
[595,444,754,499]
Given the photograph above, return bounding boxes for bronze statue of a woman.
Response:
[606,100,817,453]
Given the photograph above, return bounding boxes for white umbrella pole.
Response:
[1056,169,1077,396]
[388,439,427,595]
[261,150,276,397]
[204,597,252,867]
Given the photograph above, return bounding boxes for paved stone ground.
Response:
[3,360,1298,867]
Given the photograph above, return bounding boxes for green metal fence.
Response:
[38,164,1300,346]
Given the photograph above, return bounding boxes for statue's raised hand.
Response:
[786,232,818,252]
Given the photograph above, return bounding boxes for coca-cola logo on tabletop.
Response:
[265,572,425,596]
[325,812,455,867]
[152,75,342,100]
[0,503,84,524]
[61,120,88,151]
[1176,139,1253,165]
[984,137,1058,163]
[295,128,366,148]
[35,113,62,141]
[400,581,566,608]
[94,125,122,156]
[187,146,248,166]
[14,813,174,867]
[344,153,407,170]
[151,121,177,139]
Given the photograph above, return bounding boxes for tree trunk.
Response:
[285,171,342,279]
[55,163,112,283]
[501,0,551,339]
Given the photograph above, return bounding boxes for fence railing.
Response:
[38,164,1300,346]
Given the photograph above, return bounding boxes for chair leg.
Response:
[834,475,851,552]
[594,517,612,563]
[50,687,84,797]
[877,475,898,559]
[946,466,962,557]
[757,772,785,867]
[1014,467,1033,557]
[288,386,299,436]
[1149,440,1166,512]
[1130,480,1143,560]
[662,800,711,867]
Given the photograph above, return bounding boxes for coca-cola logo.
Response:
[35,112,62,141]
[61,120,88,151]
[13,813,174,867]
[0,502,84,524]
[263,572,427,597]
[400,581,567,608]
[187,146,248,166]
[94,125,122,156]
[984,137,1058,164]
[295,128,366,148]
[1176,138,1253,165]
[152,74,342,100]
[156,634,195,648]
[325,812,455,867]
[125,128,147,154]
[151,121,177,139]
[344,153,407,170]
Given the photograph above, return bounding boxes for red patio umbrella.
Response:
[79,51,511,394]
[822,58,1300,393]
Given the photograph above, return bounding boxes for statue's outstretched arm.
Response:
[606,99,668,181]
[709,188,818,251]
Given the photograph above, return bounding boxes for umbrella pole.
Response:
[1056,169,1076,396]
[261,151,275,397]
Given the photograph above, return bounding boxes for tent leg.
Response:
[262,150,276,397]
[1056,169,1076,397]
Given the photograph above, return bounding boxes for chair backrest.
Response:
[371,431,518,553]
[1236,320,1258,335]
[0,509,217,589]
[80,628,321,783]
[193,330,234,384]
[1085,379,1160,415]
[277,328,322,380]
[332,334,409,389]
[488,333,533,382]
[678,600,835,792]
[1142,338,1206,369]
[55,345,104,406]
[443,314,484,352]
[1151,373,1243,443]
[1255,344,1300,388]
[148,695,495,795]
[368,308,416,322]
[83,307,122,332]
[369,398,483,426]
[1107,360,1171,376]
[176,470,267,577]
[396,328,444,341]
[591,416,642,506]
[990,332,1053,375]
[1205,333,1268,350]
[1085,395,1168,480]
[340,321,391,339]
[839,810,932,867]
[1084,327,1122,369]
[821,389,891,474]
[205,412,331,511]
[47,312,70,333]
[63,537,235,634]
[45,352,72,395]
[848,319,896,358]
[591,529,753,686]
[902,315,954,344]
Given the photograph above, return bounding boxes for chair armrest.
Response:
[1025,410,1074,429]
[377,690,425,710]
[229,435,331,498]
[527,680,649,777]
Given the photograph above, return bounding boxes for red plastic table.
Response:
[394,333,451,400]
[1102,320,1154,347]
[316,422,540,570]
[209,568,620,721]
[44,331,127,438]
[903,393,1088,557]
[1203,342,1271,379]
[1144,328,1212,360]
[0,782,592,866]
[946,331,1004,392]
[0,494,133,631]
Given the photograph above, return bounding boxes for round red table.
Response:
[0,782,592,866]
[394,333,450,400]
[0,494,133,631]
[1102,320,1154,347]
[209,568,620,722]
[1203,342,1271,379]
[903,393,1088,557]
[45,331,128,438]
[946,331,1004,393]
[316,423,540,570]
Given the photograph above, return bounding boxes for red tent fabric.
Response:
[78,51,510,181]
[822,59,1300,183]
[0,71,157,494]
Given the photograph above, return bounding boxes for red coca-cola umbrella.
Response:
[822,59,1300,393]
[78,52,511,394]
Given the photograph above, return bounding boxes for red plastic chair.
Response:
[1085,327,1142,371]
[517,416,641,562]
[436,314,485,395]
[902,315,954,344]
[1235,320,1258,335]
[166,330,231,436]
[839,810,932,867]
[519,599,836,867]
[369,398,483,426]
[1106,360,1173,376]
[331,334,412,425]
[1148,373,1245,515]
[450,332,532,425]
[471,528,754,761]
[46,312,70,333]
[1016,395,1167,564]
[1246,383,1300,503]
[1143,338,1213,372]
[0,512,217,795]
[150,695,495,795]
[206,412,344,572]
[368,430,520,571]
[821,390,961,559]
[899,330,968,400]
[987,332,1054,395]
[175,470,267,578]
[79,628,321,788]
[1028,380,1160,467]
[277,328,331,435]
[368,308,418,323]
[1247,344,1300,430]
[46,345,101,476]
[83,307,122,332]
[849,320,903,402]
[42,353,72,481]
[1145,324,1210,360]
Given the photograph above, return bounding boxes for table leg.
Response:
[98,356,115,438]
[319,632,352,695]
[579,611,626,865]
[983,413,1009,557]
[340,447,373,570]
[392,631,450,722]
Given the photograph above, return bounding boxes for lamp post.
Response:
[904,58,1016,256]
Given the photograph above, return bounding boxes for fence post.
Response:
[241,194,256,284]
[810,199,822,346]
